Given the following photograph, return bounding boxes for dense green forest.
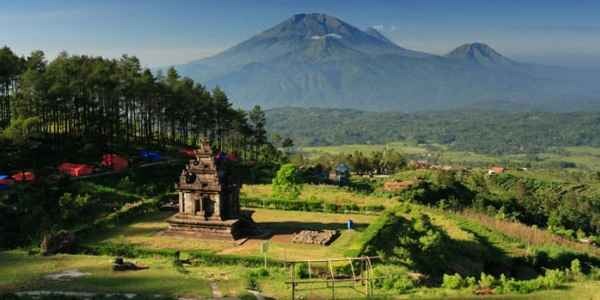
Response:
[0,46,276,171]
[266,107,600,154]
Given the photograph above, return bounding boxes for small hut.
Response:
[330,163,350,185]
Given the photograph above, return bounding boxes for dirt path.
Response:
[247,290,265,300]
[209,281,223,298]
[218,239,261,255]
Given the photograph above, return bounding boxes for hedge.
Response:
[240,196,385,215]
[75,197,162,238]
[80,241,285,267]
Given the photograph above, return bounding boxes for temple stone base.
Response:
[165,214,241,239]
[165,210,257,240]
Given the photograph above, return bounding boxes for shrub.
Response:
[246,267,270,291]
[239,196,384,215]
[372,265,415,293]
[294,263,309,279]
[442,273,477,290]
[569,258,583,281]
[590,267,600,280]
[539,269,566,289]
[442,273,465,289]
[478,272,496,289]
[272,164,302,200]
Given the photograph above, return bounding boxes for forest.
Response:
[0,46,278,171]
[266,107,600,154]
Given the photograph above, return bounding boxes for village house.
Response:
[487,166,506,175]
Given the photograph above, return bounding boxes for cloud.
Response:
[370,24,398,32]
[311,33,343,40]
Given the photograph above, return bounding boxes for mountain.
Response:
[364,27,395,45]
[173,13,600,112]
[446,42,517,67]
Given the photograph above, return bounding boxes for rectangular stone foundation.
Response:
[166,213,241,240]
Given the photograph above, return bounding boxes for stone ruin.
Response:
[166,139,253,240]
[292,230,339,245]
[40,230,76,256]
[112,257,149,271]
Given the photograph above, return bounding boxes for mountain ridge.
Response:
[172,13,600,112]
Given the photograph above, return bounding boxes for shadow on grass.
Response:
[454,227,538,280]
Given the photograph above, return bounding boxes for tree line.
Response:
[0,46,275,170]
[291,149,407,177]
[266,107,600,155]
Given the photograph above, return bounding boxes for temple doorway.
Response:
[202,196,214,218]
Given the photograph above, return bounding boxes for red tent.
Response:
[0,178,14,185]
[179,148,196,158]
[101,154,129,171]
[58,163,94,177]
[226,152,238,161]
[12,171,35,182]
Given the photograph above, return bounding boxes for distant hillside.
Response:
[173,13,600,112]
[265,107,600,154]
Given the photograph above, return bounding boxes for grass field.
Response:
[242,184,396,207]
[0,251,217,297]
[3,179,600,299]
[2,247,599,300]
[82,208,378,261]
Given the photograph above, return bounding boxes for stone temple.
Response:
[166,139,250,239]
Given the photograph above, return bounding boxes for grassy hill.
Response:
[1,165,599,299]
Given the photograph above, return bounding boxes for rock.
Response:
[112,257,149,271]
[292,230,338,245]
[40,230,76,255]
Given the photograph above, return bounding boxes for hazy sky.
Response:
[2,0,599,68]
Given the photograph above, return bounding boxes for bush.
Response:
[538,269,566,289]
[442,273,465,289]
[272,164,302,200]
[246,267,270,291]
[478,272,496,289]
[495,268,568,295]
[294,263,309,279]
[590,267,600,280]
[239,196,384,215]
[568,258,583,281]
[373,265,415,293]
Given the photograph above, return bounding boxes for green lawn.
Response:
[242,184,397,207]
[81,208,378,261]
[0,250,215,297]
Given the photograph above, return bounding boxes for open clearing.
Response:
[83,208,377,260]
[0,251,216,297]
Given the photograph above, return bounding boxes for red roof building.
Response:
[12,171,35,182]
[101,154,129,172]
[58,163,94,177]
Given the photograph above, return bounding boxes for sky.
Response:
[1,0,600,69]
